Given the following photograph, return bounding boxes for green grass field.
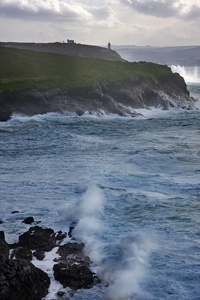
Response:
[0,46,172,91]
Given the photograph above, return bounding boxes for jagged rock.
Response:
[10,246,32,261]
[33,250,45,261]
[0,68,196,122]
[0,225,99,297]
[53,242,96,290]
[0,231,9,263]
[54,261,94,290]
[22,216,34,224]
[56,230,67,241]
[0,259,50,300]
[18,226,57,251]
[68,222,76,238]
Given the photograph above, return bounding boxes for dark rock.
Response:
[57,242,88,263]
[53,261,94,290]
[12,211,19,214]
[0,109,11,122]
[53,242,96,290]
[0,66,196,122]
[10,246,32,261]
[0,231,9,263]
[18,226,57,252]
[56,230,67,241]
[22,216,34,224]
[57,291,70,298]
[68,222,77,238]
[0,259,50,300]
[0,220,3,224]
[33,250,45,261]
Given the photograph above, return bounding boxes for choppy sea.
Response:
[0,67,200,300]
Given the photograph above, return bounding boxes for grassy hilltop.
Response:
[0,46,172,92]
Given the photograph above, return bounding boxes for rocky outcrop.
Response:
[0,72,196,121]
[0,259,50,300]
[18,226,58,251]
[0,230,50,300]
[0,225,99,299]
[0,232,9,264]
[54,243,97,290]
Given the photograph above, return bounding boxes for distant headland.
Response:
[0,42,196,121]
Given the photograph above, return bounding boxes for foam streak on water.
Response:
[0,97,200,299]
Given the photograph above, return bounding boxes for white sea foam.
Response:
[60,184,105,264]
[60,185,155,299]
[171,65,200,84]
[102,231,155,300]
[32,247,64,300]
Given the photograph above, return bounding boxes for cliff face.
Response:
[0,72,195,121]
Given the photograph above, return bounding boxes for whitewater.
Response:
[0,67,200,300]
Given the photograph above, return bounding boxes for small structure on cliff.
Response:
[108,42,111,50]
[67,39,75,44]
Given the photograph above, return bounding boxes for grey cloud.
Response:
[121,0,177,18]
[88,6,112,21]
[120,0,200,21]
[0,0,113,24]
[0,1,90,22]
[182,4,200,21]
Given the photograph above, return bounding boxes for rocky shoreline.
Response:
[0,72,196,122]
[0,218,98,300]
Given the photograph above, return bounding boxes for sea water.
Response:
[0,68,200,300]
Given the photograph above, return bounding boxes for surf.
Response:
[171,65,200,84]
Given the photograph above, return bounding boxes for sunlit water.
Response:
[0,72,200,299]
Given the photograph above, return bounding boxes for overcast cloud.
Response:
[0,0,199,46]
[120,0,200,20]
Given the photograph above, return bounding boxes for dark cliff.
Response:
[0,73,195,121]
[0,45,196,121]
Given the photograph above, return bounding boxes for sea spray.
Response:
[102,232,155,300]
[171,65,200,84]
[61,184,155,299]
[61,184,106,264]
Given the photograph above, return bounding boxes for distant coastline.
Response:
[112,45,200,67]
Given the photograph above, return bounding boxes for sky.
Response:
[0,0,200,46]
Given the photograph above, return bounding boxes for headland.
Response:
[0,42,196,121]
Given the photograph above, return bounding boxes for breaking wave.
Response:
[171,65,200,84]
[60,184,154,299]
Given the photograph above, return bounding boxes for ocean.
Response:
[0,67,200,300]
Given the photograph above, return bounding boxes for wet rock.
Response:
[0,220,3,224]
[12,211,19,214]
[57,242,89,263]
[0,66,196,122]
[0,259,50,300]
[53,261,95,290]
[56,230,67,241]
[10,246,32,261]
[68,222,76,238]
[18,226,57,251]
[33,250,45,261]
[1,225,99,297]
[53,242,96,290]
[0,231,9,263]
[22,216,34,224]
